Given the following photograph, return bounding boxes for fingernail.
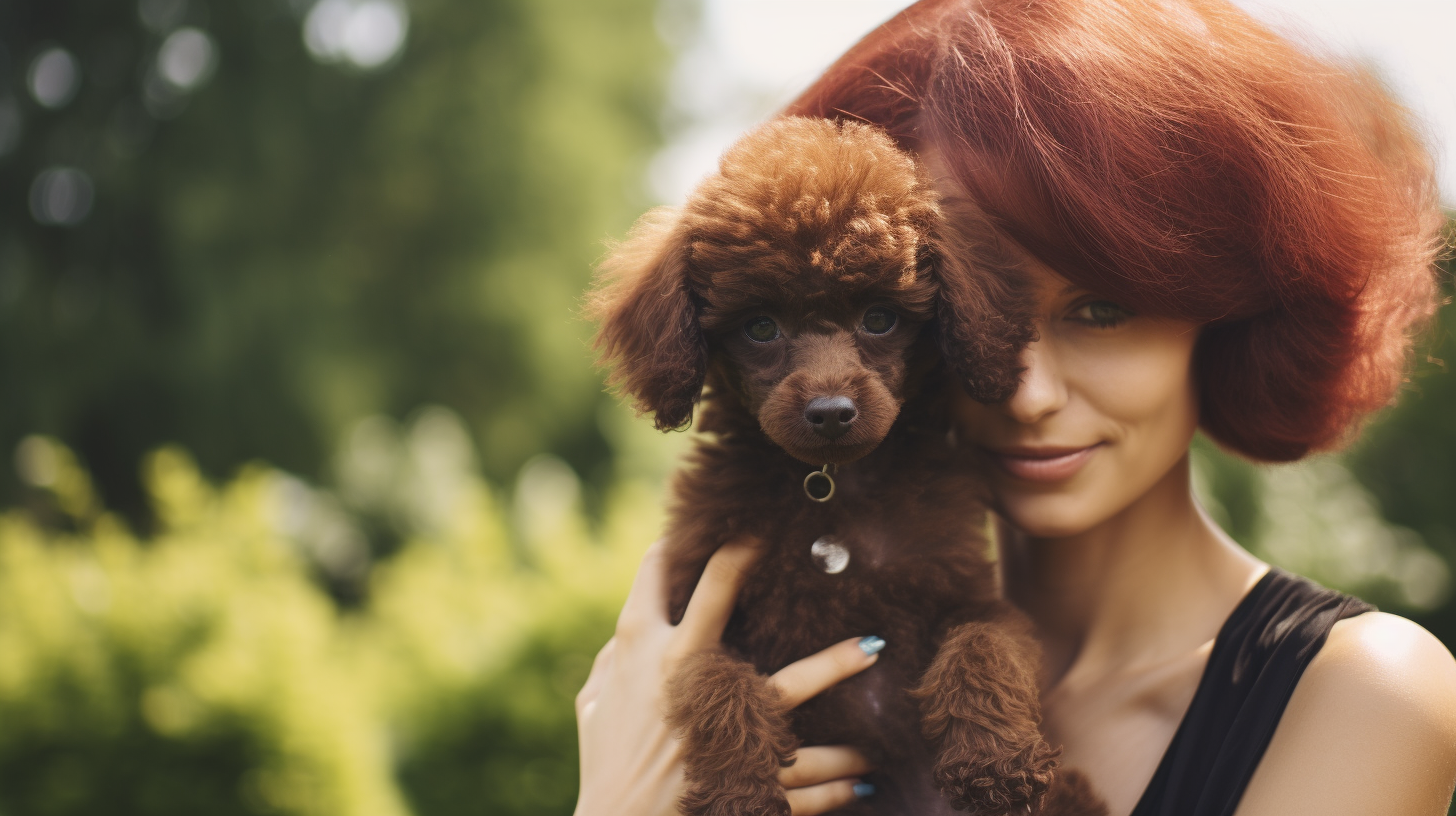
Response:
[853,782,876,798]
[858,636,886,656]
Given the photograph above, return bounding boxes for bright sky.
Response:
[652,0,1456,205]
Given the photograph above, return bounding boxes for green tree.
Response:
[0,0,667,529]
[1348,263,1456,647]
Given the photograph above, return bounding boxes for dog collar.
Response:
[803,463,836,502]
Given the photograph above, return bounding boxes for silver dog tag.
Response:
[810,536,850,574]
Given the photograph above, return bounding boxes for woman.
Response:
[574,0,1456,813]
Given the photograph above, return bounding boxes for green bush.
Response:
[0,438,663,816]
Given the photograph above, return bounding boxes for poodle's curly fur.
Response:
[590,117,1105,816]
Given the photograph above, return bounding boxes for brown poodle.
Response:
[590,117,1105,816]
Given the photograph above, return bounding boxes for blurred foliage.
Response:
[0,432,665,816]
[0,0,668,528]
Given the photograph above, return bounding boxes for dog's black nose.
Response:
[805,396,858,440]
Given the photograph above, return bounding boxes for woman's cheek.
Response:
[1064,322,1199,428]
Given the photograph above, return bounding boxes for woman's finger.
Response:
[770,636,882,709]
[785,778,866,816]
[675,538,760,647]
[615,540,671,640]
[778,745,874,789]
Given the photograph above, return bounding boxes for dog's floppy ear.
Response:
[930,199,1036,404]
[589,207,706,430]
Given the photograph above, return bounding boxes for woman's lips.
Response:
[987,444,1103,482]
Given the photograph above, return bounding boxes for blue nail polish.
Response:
[858,636,886,656]
[853,782,876,798]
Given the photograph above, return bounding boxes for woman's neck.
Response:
[1000,454,1266,688]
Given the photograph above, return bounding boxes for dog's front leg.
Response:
[915,617,1059,816]
[666,651,798,816]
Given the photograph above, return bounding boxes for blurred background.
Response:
[0,0,1452,813]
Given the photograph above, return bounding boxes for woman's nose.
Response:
[1003,335,1067,423]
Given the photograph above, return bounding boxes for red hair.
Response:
[787,0,1444,461]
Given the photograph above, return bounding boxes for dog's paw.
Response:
[679,782,792,816]
[668,651,797,816]
[934,740,1057,816]
[1034,768,1110,816]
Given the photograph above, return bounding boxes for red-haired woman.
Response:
[572,1,1456,814]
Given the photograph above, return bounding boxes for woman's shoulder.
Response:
[1311,612,1456,732]
[1233,611,1456,815]
[1320,610,1456,684]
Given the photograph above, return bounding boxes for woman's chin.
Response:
[996,492,1107,540]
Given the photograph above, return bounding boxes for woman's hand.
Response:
[574,538,879,816]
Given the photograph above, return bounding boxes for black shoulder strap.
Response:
[1130,568,1374,816]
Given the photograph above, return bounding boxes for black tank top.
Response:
[1129,568,1374,816]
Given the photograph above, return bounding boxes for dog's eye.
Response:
[862,307,897,335]
[744,316,780,343]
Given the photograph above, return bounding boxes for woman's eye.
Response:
[1070,300,1134,328]
[744,316,780,343]
[862,307,898,335]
